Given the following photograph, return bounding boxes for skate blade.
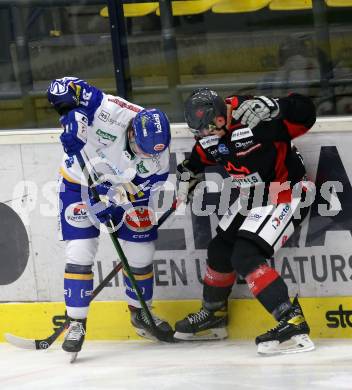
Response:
[135,328,174,343]
[174,328,228,341]
[135,328,157,341]
[69,352,78,363]
[257,334,315,356]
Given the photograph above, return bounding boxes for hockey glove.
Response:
[176,159,203,204]
[233,96,280,129]
[60,112,88,156]
[87,182,129,224]
[90,182,129,205]
[87,197,116,224]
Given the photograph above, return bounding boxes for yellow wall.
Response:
[1,297,351,343]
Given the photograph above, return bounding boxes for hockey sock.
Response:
[124,264,153,307]
[245,263,291,320]
[203,266,236,310]
[64,263,93,319]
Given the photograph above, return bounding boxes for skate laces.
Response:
[267,318,286,334]
[66,321,86,341]
[188,308,209,324]
[269,308,303,333]
[141,309,164,326]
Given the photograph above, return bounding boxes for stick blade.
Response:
[4,333,37,350]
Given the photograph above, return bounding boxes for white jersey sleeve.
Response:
[60,93,143,186]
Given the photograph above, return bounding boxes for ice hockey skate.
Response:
[62,318,87,363]
[174,306,228,341]
[256,296,315,355]
[129,306,174,342]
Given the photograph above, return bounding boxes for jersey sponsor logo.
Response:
[236,143,262,157]
[98,110,110,122]
[96,128,117,142]
[271,204,291,230]
[231,127,253,141]
[136,161,149,174]
[247,212,263,221]
[231,172,262,188]
[74,112,88,143]
[218,143,229,155]
[199,135,220,149]
[108,97,140,113]
[65,202,92,228]
[224,161,250,177]
[124,206,155,232]
[235,140,255,149]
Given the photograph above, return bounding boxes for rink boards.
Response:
[0,297,352,341]
[1,117,352,341]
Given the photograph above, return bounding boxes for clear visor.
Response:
[189,123,220,138]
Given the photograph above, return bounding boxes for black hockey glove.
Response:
[176,159,203,204]
[233,96,280,129]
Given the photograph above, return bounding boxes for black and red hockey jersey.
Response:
[186,93,316,202]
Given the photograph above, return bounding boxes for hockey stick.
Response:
[76,152,175,343]
[4,199,176,350]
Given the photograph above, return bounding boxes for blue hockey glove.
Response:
[87,196,116,224]
[60,111,88,156]
[87,182,129,224]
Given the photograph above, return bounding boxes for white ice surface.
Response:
[1,339,352,390]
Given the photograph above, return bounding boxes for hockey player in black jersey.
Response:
[174,88,316,355]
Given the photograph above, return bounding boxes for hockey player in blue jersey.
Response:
[47,77,172,354]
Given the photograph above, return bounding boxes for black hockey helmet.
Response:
[184,88,227,135]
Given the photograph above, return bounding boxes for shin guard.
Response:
[64,264,93,319]
[123,265,153,308]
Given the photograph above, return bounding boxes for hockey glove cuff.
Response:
[60,132,86,157]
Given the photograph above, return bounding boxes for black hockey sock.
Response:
[202,266,236,309]
[256,277,292,320]
[245,264,291,320]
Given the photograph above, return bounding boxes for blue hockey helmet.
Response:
[132,109,171,155]
[47,77,82,115]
